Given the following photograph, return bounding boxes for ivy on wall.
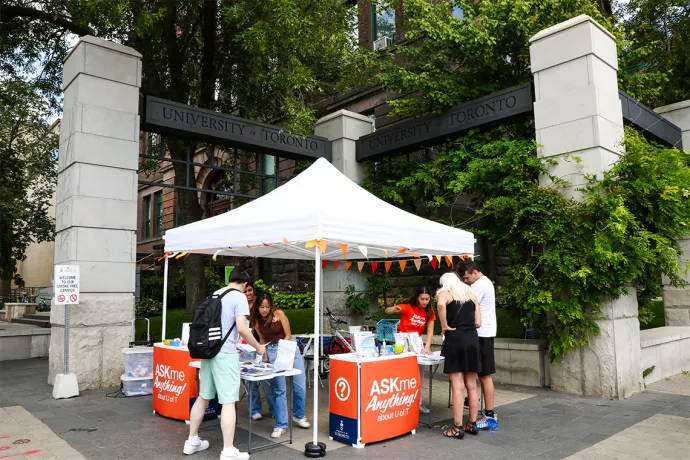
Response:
[363,125,690,363]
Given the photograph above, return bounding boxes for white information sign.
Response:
[54,265,80,305]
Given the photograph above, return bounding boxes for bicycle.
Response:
[36,299,50,312]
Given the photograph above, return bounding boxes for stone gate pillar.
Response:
[50,37,142,389]
[530,15,643,398]
[314,111,374,327]
[655,101,690,326]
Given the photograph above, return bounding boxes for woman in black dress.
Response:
[437,272,482,438]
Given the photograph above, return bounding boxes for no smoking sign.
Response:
[54,265,80,305]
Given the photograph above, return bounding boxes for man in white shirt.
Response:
[461,261,498,430]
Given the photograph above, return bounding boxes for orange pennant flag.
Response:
[317,239,328,254]
[157,252,170,262]
[357,262,364,272]
[384,261,393,273]
[430,258,438,269]
[338,243,348,257]
[322,260,328,270]
[413,259,422,271]
[175,252,188,259]
[445,255,453,267]
[345,261,353,271]
[333,261,341,270]
[399,260,407,272]
[409,252,421,258]
[397,247,408,254]
[371,262,379,272]
[305,240,318,248]
[283,236,291,245]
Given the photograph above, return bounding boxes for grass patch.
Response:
[641,300,665,330]
[136,308,317,341]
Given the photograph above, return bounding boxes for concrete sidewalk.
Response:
[1,358,689,459]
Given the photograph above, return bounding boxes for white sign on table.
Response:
[54,265,80,305]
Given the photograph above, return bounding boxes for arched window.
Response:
[204,170,233,218]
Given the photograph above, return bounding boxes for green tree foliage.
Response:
[364,125,690,362]
[0,78,58,286]
[1,0,362,309]
[618,0,690,106]
[376,0,608,116]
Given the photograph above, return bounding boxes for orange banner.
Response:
[399,260,407,272]
[445,255,453,267]
[360,356,420,444]
[153,345,197,421]
[384,261,392,273]
[345,262,352,271]
[338,243,348,257]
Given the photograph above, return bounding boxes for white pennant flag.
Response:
[212,249,223,261]
[413,259,422,271]
[357,246,368,259]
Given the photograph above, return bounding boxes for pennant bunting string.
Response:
[399,260,407,272]
[384,261,393,273]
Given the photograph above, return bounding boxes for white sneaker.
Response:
[419,405,430,415]
[292,417,311,428]
[251,413,263,421]
[270,428,286,438]
[183,437,210,455]
[220,447,250,460]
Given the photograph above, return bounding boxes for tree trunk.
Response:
[167,139,207,315]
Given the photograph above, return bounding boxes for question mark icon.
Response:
[335,378,350,402]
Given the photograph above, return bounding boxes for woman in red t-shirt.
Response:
[385,286,435,414]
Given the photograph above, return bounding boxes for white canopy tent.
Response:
[162,158,474,453]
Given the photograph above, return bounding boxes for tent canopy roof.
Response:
[164,158,474,260]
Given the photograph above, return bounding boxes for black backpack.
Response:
[188,288,239,359]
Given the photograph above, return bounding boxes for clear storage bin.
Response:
[121,374,153,396]
[122,347,153,377]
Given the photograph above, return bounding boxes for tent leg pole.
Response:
[305,248,326,458]
[162,256,169,342]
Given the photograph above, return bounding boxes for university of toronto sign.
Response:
[140,96,331,161]
[357,84,534,161]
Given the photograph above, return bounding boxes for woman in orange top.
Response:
[385,286,435,414]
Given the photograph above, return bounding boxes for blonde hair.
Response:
[437,272,474,303]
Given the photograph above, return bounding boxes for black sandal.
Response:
[443,424,465,439]
[464,420,478,435]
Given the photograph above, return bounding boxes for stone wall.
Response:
[0,328,50,361]
[640,327,690,385]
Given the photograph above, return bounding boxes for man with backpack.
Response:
[184,269,266,460]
